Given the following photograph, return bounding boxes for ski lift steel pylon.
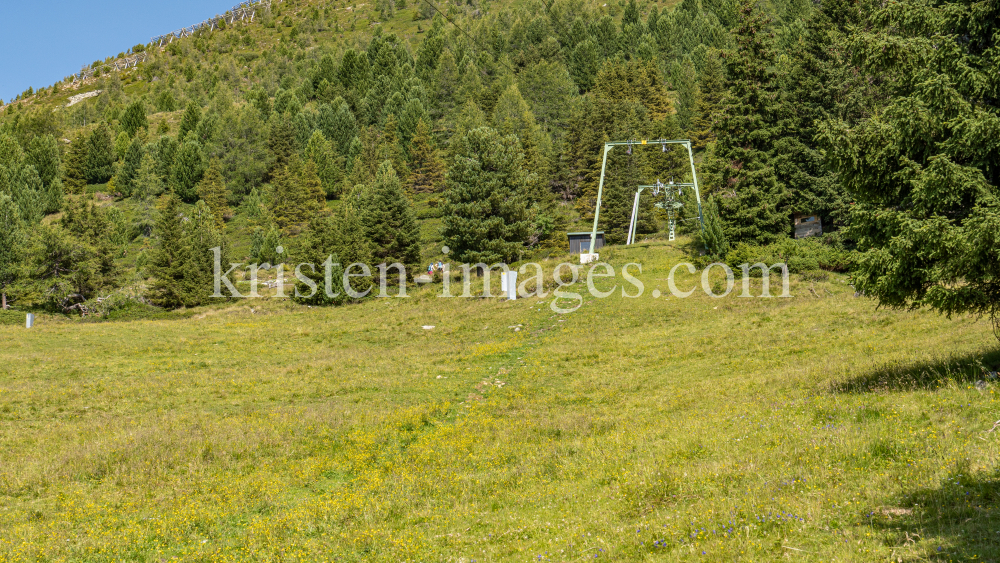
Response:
[588,139,704,254]
[627,179,696,244]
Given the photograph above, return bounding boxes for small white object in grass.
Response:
[25,314,34,329]
[422,325,435,330]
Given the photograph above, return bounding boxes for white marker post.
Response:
[506,271,518,301]
[25,314,34,329]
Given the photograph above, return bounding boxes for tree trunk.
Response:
[1,292,6,310]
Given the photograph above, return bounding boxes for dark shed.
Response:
[568,232,605,254]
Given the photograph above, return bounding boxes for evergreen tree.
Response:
[84,123,115,185]
[134,153,164,199]
[821,0,1000,341]
[376,114,408,180]
[121,100,148,137]
[63,131,88,194]
[360,161,421,273]
[304,130,340,198]
[180,200,225,306]
[0,194,21,309]
[407,119,445,193]
[0,133,24,170]
[197,158,232,228]
[26,134,61,188]
[178,101,202,140]
[698,196,729,257]
[268,112,298,171]
[318,99,357,157]
[443,127,533,264]
[270,156,325,231]
[675,56,699,130]
[149,196,187,308]
[171,138,206,202]
[713,0,789,245]
[115,132,145,197]
[690,49,726,150]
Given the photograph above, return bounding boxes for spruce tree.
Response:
[62,131,88,194]
[268,112,298,172]
[180,200,225,306]
[149,196,187,308]
[443,127,532,264]
[115,132,145,197]
[675,56,699,131]
[134,153,164,199]
[84,123,115,185]
[26,134,62,188]
[270,156,325,232]
[407,119,444,193]
[377,114,408,180]
[171,138,206,202]
[197,158,231,228]
[822,0,1000,341]
[319,98,359,156]
[698,196,730,257]
[713,0,789,245]
[690,50,726,150]
[360,161,421,274]
[304,130,341,198]
[0,194,21,309]
[121,100,148,137]
[178,101,202,140]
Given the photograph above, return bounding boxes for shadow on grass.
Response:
[830,348,1000,394]
[872,467,1000,562]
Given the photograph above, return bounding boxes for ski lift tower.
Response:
[586,139,704,262]
[626,179,695,244]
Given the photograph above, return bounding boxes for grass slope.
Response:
[1,239,998,561]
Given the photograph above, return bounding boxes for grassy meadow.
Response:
[1,239,998,562]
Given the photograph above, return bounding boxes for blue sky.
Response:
[0,0,245,104]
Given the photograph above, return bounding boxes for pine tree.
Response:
[407,119,444,193]
[197,158,232,228]
[443,127,532,265]
[713,0,789,245]
[360,161,421,273]
[0,194,22,309]
[84,123,115,185]
[171,138,206,202]
[178,101,202,140]
[121,100,148,137]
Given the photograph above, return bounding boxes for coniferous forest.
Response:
[0,0,997,332]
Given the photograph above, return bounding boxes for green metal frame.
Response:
[589,139,704,254]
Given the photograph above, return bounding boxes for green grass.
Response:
[1,239,998,561]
